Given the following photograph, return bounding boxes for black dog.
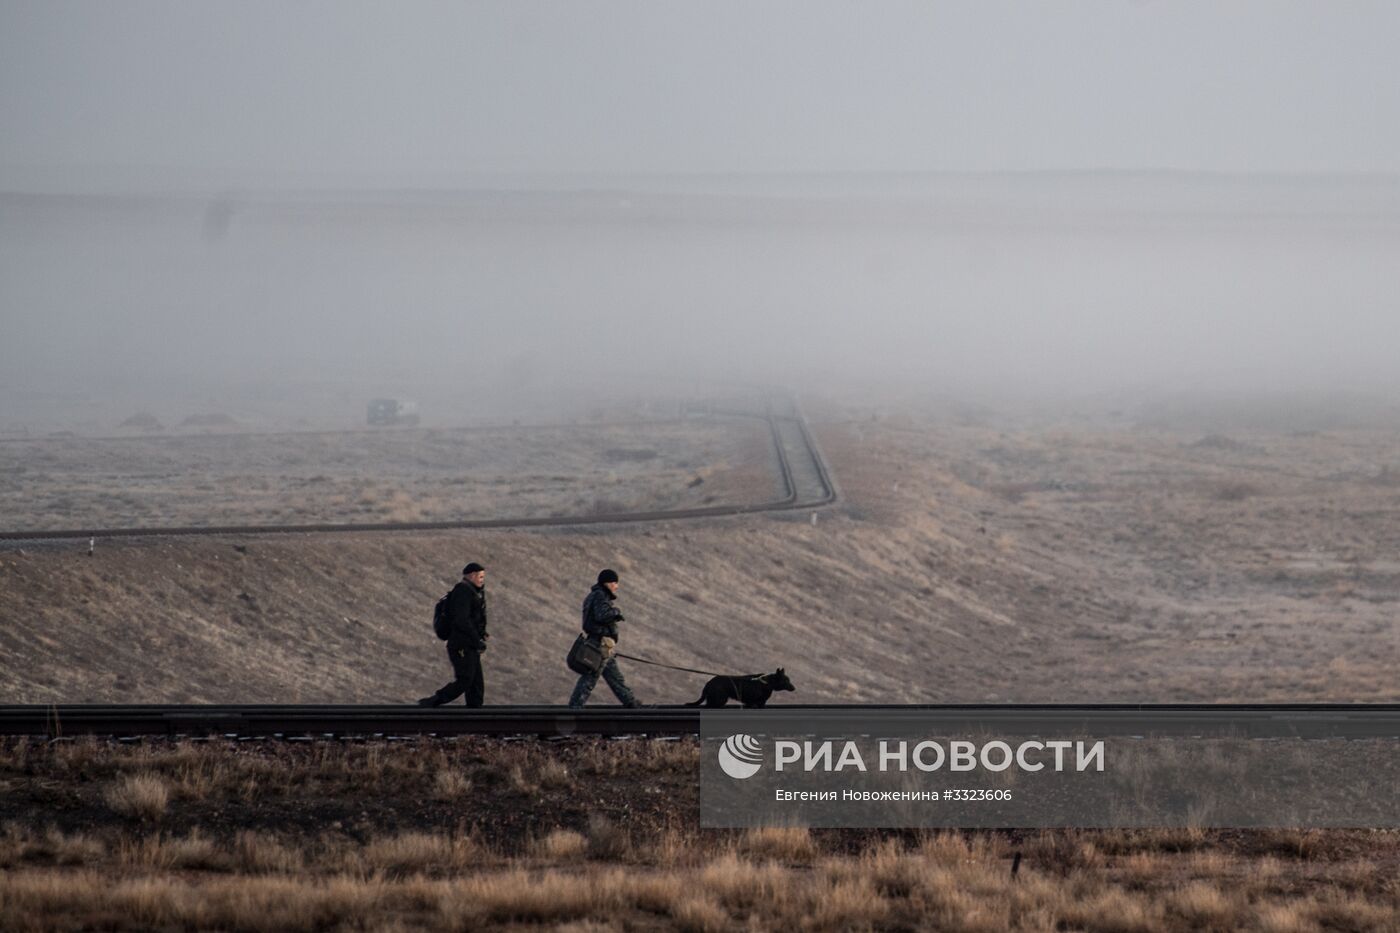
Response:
[685,668,795,708]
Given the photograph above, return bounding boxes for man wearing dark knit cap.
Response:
[419,562,489,707]
[568,568,641,708]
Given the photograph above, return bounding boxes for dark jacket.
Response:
[445,581,487,651]
[581,583,623,642]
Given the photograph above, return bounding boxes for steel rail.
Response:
[2,704,1398,739]
[0,397,835,542]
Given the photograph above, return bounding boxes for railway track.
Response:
[0,396,835,543]
[3,704,1396,739]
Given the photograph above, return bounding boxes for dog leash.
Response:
[610,651,772,705]
[613,652,724,678]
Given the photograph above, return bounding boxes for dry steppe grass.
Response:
[3,821,1397,932]
[1,737,1397,931]
[4,400,1400,705]
[0,416,775,530]
[101,772,170,820]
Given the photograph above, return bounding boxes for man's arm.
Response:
[588,597,623,627]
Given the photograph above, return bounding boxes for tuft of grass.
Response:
[441,868,627,925]
[670,894,730,932]
[0,825,105,869]
[534,829,588,861]
[537,758,571,789]
[860,839,923,899]
[1116,851,1167,887]
[647,825,698,867]
[358,832,476,877]
[232,832,302,875]
[1254,901,1316,933]
[104,774,169,820]
[698,853,788,911]
[119,832,224,872]
[1168,880,1236,925]
[1057,888,1164,933]
[737,826,817,863]
[808,877,889,930]
[432,769,472,800]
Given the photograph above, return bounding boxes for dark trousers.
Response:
[569,657,638,708]
[431,644,484,707]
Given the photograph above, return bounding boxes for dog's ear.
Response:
[776,667,785,675]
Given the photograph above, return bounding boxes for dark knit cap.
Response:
[597,568,619,585]
[463,562,485,575]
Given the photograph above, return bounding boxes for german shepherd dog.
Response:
[685,668,795,708]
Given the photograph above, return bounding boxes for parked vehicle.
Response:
[366,398,420,426]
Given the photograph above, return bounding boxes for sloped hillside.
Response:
[3,413,1398,704]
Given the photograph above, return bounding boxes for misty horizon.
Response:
[5,170,1400,415]
[4,2,1400,424]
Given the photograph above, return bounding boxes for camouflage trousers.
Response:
[568,657,639,708]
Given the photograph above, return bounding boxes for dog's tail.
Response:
[683,694,705,707]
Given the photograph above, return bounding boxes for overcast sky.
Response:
[4,2,1400,417]
[3,0,1399,181]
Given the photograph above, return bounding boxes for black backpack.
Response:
[432,591,452,640]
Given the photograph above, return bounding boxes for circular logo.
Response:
[717,733,764,779]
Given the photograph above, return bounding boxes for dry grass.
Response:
[103,773,169,820]
[537,756,571,789]
[231,831,304,874]
[1168,881,1237,926]
[534,829,589,861]
[0,417,773,530]
[0,825,104,869]
[431,768,471,799]
[0,826,1397,932]
[356,832,478,877]
[4,739,1400,930]
[0,870,399,932]
[736,825,818,863]
[647,825,700,868]
[118,831,223,871]
[670,894,730,933]
[8,409,1400,711]
[440,868,624,925]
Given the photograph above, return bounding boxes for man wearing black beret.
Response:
[419,562,489,707]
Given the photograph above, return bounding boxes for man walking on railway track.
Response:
[419,562,489,707]
[568,569,642,708]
